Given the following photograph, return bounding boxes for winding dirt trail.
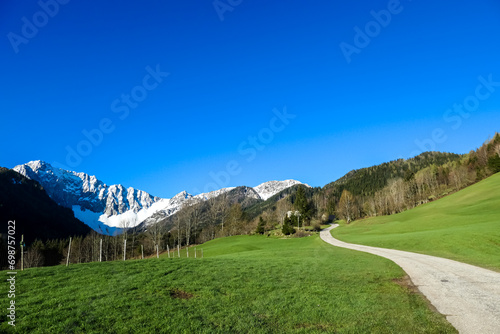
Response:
[320,224,500,334]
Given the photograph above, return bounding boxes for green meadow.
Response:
[333,173,500,271]
[1,234,455,333]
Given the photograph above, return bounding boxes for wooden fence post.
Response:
[123,239,126,261]
[66,237,72,267]
[99,238,102,262]
[20,235,24,271]
[141,245,144,259]
[167,244,170,258]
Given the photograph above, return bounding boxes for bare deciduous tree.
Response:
[337,189,356,224]
[24,240,44,268]
[388,178,406,213]
[276,197,292,228]
[209,194,229,236]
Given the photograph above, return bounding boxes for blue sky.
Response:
[1,0,500,198]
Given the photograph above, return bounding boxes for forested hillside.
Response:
[324,152,463,197]
[0,168,91,268]
[0,167,91,243]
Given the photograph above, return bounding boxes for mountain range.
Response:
[12,161,309,235]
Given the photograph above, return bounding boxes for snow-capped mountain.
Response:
[13,161,309,234]
[253,180,309,200]
[14,161,162,234]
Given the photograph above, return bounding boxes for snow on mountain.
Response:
[193,187,235,201]
[13,161,213,232]
[139,188,239,227]
[13,161,164,233]
[72,205,123,236]
[14,160,108,211]
[13,160,162,218]
[13,161,308,234]
[253,180,310,200]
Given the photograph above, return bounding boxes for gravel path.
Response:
[320,224,500,334]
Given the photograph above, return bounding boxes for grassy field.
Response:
[332,173,500,271]
[1,234,456,333]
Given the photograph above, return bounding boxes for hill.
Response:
[1,234,455,333]
[332,173,500,271]
[324,151,463,197]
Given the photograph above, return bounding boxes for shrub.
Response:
[312,222,322,232]
[282,222,296,235]
[293,230,311,238]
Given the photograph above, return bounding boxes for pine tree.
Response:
[281,215,296,235]
[488,154,500,173]
[256,216,266,234]
[294,186,312,222]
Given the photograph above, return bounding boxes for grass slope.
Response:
[333,173,500,271]
[1,235,455,333]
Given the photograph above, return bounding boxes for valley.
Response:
[2,2,498,332]
[1,134,499,333]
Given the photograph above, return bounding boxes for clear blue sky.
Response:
[1,0,500,198]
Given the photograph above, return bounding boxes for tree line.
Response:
[6,194,253,269]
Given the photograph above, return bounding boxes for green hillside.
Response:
[332,173,500,271]
[1,235,455,333]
